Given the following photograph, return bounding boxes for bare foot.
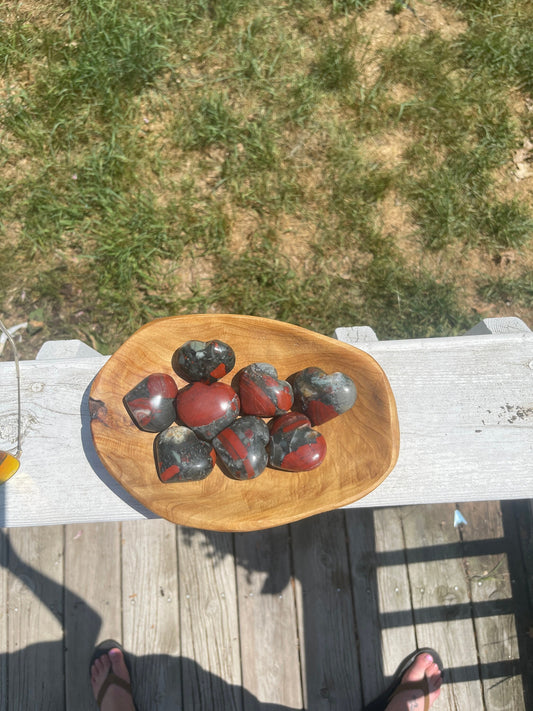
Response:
[90,647,136,711]
[384,653,442,711]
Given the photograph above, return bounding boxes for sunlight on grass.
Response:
[1,0,532,352]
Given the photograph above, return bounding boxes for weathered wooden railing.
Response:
[0,317,531,527]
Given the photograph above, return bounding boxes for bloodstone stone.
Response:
[155,425,216,482]
[268,412,327,472]
[175,381,240,440]
[213,416,270,480]
[235,363,293,418]
[123,373,178,432]
[172,340,236,384]
[290,367,357,426]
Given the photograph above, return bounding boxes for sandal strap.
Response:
[389,678,430,711]
[97,672,133,708]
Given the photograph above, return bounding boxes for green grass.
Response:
[1,0,532,354]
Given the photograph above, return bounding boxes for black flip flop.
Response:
[89,639,137,710]
[363,648,444,711]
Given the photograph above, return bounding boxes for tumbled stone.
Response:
[213,416,270,480]
[268,412,327,471]
[175,381,240,440]
[155,425,216,482]
[123,373,178,432]
[290,367,357,426]
[172,340,235,384]
[235,362,293,418]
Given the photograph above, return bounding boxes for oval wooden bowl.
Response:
[89,315,399,531]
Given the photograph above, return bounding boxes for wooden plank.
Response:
[345,507,417,706]
[1,330,533,528]
[346,332,533,510]
[500,500,533,710]
[460,501,526,710]
[177,527,242,710]
[0,356,154,528]
[0,530,8,702]
[122,519,181,711]
[234,526,303,709]
[400,503,484,710]
[64,522,122,711]
[291,511,362,710]
[7,525,65,711]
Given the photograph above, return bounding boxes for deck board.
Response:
[400,503,485,710]
[460,501,526,711]
[291,511,362,710]
[346,507,418,706]
[64,522,122,711]
[7,526,65,711]
[235,526,303,710]
[177,527,242,711]
[122,519,181,710]
[1,500,531,710]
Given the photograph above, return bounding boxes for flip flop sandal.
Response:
[89,639,137,710]
[363,647,444,711]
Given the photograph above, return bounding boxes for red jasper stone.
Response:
[123,373,178,432]
[213,416,270,480]
[235,363,293,417]
[155,425,216,482]
[290,367,357,425]
[172,340,235,384]
[268,412,327,472]
[175,381,240,440]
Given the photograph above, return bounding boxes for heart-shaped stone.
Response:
[123,373,178,432]
[175,381,240,440]
[291,367,357,425]
[213,416,270,480]
[235,362,293,417]
[155,425,216,482]
[268,412,327,471]
[172,340,235,384]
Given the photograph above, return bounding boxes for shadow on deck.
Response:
[1,500,532,710]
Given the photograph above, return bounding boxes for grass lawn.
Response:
[1,0,532,356]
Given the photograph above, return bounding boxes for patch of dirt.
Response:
[457,247,533,325]
[358,0,467,44]
[378,192,417,243]
[275,213,317,276]
[360,128,412,168]
[160,249,218,304]
[355,0,467,87]
[227,209,262,255]
[3,0,70,27]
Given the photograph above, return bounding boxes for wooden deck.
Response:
[1,500,532,711]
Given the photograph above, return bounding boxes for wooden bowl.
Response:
[89,315,399,531]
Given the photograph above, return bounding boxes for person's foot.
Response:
[90,647,136,711]
[384,652,442,711]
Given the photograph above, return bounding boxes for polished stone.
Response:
[123,373,178,432]
[268,412,327,471]
[175,381,240,440]
[291,367,357,425]
[172,340,235,384]
[155,425,216,482]
[213,416,270,480]
[235,362,293,417]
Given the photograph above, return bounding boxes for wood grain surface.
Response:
[89,314,399,531]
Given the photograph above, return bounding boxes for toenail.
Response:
[424,654,433,662]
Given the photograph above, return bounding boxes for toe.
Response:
[108,648,131,684]
[403,652,434,684]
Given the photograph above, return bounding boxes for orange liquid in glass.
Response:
[0,451,19,483]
